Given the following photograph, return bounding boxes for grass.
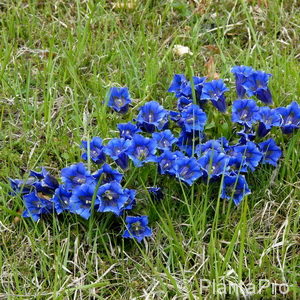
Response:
[0,0,299,298]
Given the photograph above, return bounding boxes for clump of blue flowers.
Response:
[10,66,300,244]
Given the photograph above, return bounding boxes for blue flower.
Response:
[257,107,282,137]
[22,191,54,221]
[168,74,192,98]
[52,185,72,214]
[168,110,181,122]
[179,104,207,133]
[276,101,300,134]
[122,188,136,211]
[122,215,152,243]
[61,163,94,190]
[234,141,262,171]
[177,96,193,111]
[152,130,178,151]
[135,101,168,133]
[126,134,157,167]
[156,150,184,175]
[103,138,131,169]
[174,157,202,185]
[107,87,131,113]
[242,71,273,104]
[92,163,123,184]
[97,181,128,215]
[232,99,260,127]
[198,150,229,179]
[193,76,207,100]
[69,183,99,219]
[117,122,141,140]
[221,175,251,205]
[237,125,256,144]
[227,153,248,174]
[258,139,282,167]
[147,187,164,201]
[231,65,254,98]
[81,137,106,164]
[9,177,37,195]
[31,169,59,195]
[177,129,204,156]
[195,139,226,157]
[200,79,229,112]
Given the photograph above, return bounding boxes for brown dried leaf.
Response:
[204,56,220,79]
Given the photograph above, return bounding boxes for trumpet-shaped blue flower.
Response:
[157,150,184,175]
[177,129,204,156]
[135,101,168,133]
[177,96,193,111]
[9,177,37,195]
[168,74,192,98]
[193,76,207,100]
[121,188,136,211]
[122,215,152,243]
[276,101,300,134]
[234,141,262,171]
[107,87,131,113]
[69,183,99,219]
[52,185,72,214]
[232,99,260,127]
[30,168,59,195]
[22,191,54,221]
[92,163,123,184]
[168,110,181,122]
[152,130,178,151]
[117,122,141,140]
[81,137,106,164]
[221,175,251,205]
[103,138,131,169]
[174,157,202,185]
[200,79,229,112]
[61,163,94,190]
[198,150,229,179]
[257,107,282,137]
[258,139,282,167]
[126,134,157,167]
[227,153,248,174]
[179,104,207,133]
[231,65,254,98]
[97,181,128,215]
[237,126,256,144]
[242,71,273,104]
[195,140,225,157]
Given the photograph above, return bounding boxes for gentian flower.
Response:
[22,191,54,221]
[107,87,131,113]
[9,177,37,195]
[152,130,178,151]
[177,129,204,156]
[117,122,141,140]
[237,125,256,144]
[276,101,300,134]
[61,163,94,190]
[234,141,262,171]
[257,107,282,137]
[221,175,251,205]
[135,101,168,133]
[231,65,254,98]
[193,76,207,100]
[147,187,164,201]
[31,168,59,195]
[179,104,207,133]
[258,139,282,167]
[122,215,152,243]
[173,157,202,185]
[69,183,99,219]
[122,188,136,211]
[126,134,157,167]
[97,181,128,215]
[168,110,181,122]
[242,71,273,104]
[92,163,123,184]
[168,74,192,98]
[232,99,260,127]
[52,185,72,214]
[200,79,229,112]
[156,150,184,175]
[103,138,131,169]
[81,137,106,164]
[227,153,248,174]
[195,140,225,157]
[198,150,229,179]
[177,96,193,111]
